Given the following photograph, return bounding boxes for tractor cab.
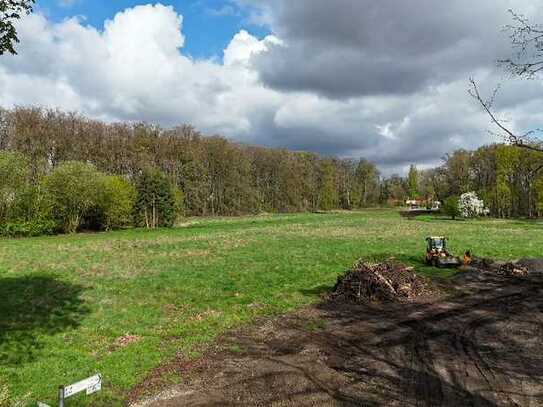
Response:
[426,236,447,253]
[425,236,461,268]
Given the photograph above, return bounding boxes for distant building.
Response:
[405,199,441,210]
[405,199,423,209]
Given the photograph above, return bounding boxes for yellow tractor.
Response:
[425,237,461,268]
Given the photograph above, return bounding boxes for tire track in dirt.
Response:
[408,329,444,406]
[132,273,543,407]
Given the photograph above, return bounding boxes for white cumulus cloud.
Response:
[1,2,543,174]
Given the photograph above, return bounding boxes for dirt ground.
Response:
[131,271,543,407]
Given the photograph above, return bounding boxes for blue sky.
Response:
[34,0,269,59]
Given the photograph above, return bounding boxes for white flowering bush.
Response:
[458,192,486,218]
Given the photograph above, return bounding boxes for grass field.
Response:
[1,209,542,405]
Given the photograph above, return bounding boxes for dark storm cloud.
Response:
[252,0,523,98]
[232,0,543,173]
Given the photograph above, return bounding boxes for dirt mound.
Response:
[516,258,543,274]
[330,260,430,303]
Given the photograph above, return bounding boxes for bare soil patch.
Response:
[131,270,543,406]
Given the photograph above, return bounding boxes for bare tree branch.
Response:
[499,9,543,78]
[468,78,543,153]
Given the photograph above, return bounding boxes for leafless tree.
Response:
[468,78,543,153]
[500,10,543,78]
[469,10,543,154]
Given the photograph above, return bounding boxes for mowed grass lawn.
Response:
[1,209,542,405]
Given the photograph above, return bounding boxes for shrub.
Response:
[443,196,460,220]
[42,162,104,233]
[172,185,185,221]
[134,168,177,228]
[458,191,486,218]
[0,219,57,238]
[9,185,51,222]
[100,176,137,230]
[0,151,30,222]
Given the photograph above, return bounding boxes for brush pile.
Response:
[331,260,431,303]
[516,258,543,274]
[470,257,528,277]
[496,262,529,277]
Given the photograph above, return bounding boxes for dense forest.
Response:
[0,107,542,236]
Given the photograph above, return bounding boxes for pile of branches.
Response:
[330,260,430,303]
[517,258,543,274]
[496,263,529,277]
[470,257,528,277]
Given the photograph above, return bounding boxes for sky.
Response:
[1,0,543,174]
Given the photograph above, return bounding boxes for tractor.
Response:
[425,236,461,268]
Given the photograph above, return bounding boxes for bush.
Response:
[172,185,185,222]
[458,191,486,218]
[9,185,51,222]
[0,219,57,238]
[134,168,177,228]
[100,176,137,230]
[443,196,460,220]
[42,162,104,233]
[0,151,30,222]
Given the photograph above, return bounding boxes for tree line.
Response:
[0,107,385,235]
[0,107,542,236]
[414,145,543,218]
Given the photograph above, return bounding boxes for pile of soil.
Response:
[330,260,430,303]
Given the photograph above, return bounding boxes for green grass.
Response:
[1,209,542,405]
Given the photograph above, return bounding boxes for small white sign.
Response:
[37,402,51,407]
[86,381,101,395]
[64,374,102,398]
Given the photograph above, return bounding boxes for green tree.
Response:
[380,174,408,205]
[100,176,137,230]
[407,164,419,199]
[496,145,520,218]
[134,168,177,228]
[443,196,460,220]
[42,162,104,233]
[536,178,543,216]
[418,169,437,205]
[443,150,472,196]
[355,159,379,207]
[0,0,35,55]
[317,159,338,211]
[0,151,30,221]
[172,185,185,220]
